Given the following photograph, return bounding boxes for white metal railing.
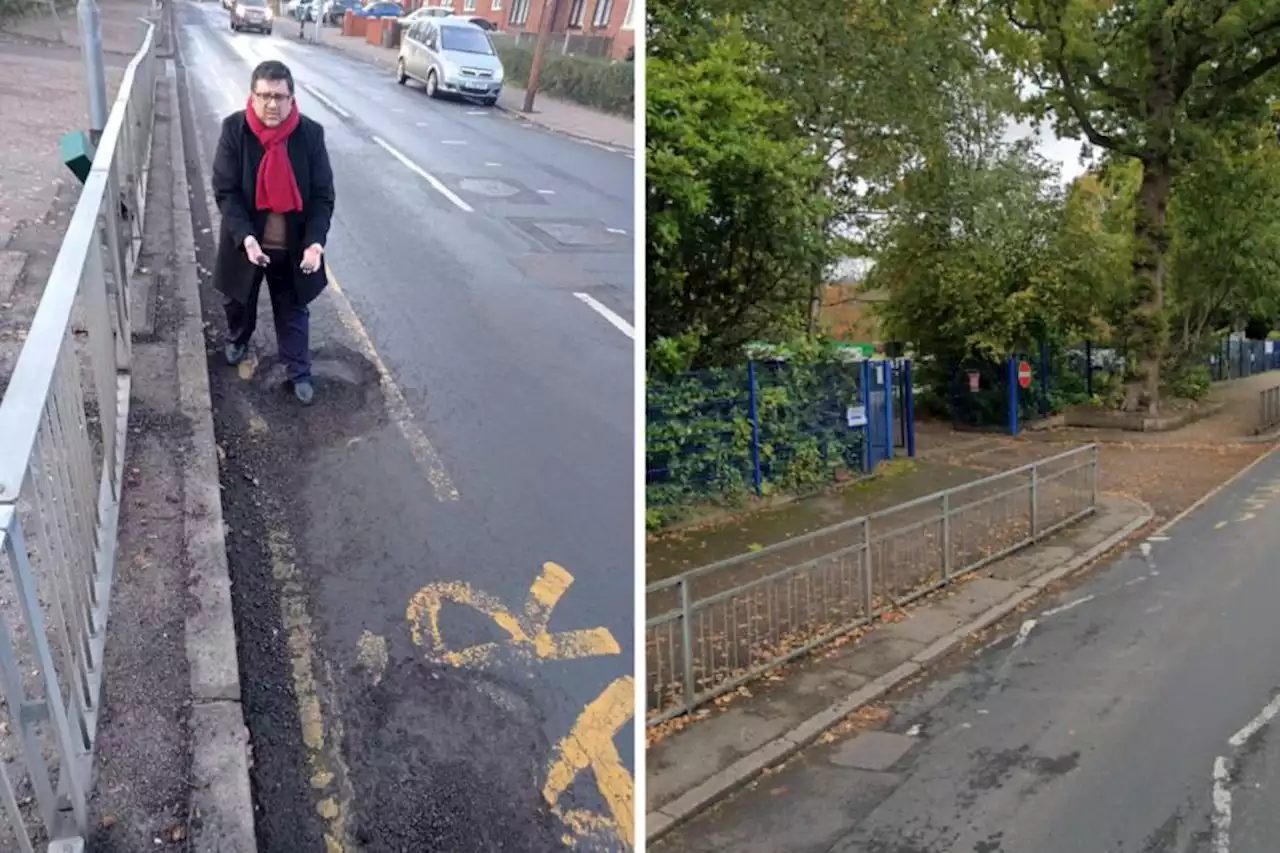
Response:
[645,444,1100,725]
[0,17,157,851]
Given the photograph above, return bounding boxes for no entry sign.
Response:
[1017,360,1032,389]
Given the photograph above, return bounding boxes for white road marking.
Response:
[1212,755,1232,853]
[573,293,634,339]
[537,189,555,195]
[1040,594,1095,619]
[606,227,626,235]
[1147,535,1170,542]
[1123,576,1147,587]
[441,139,466,145]
[466,110,488,115]
[1228,693,1280,748]
[1010,618,1036,649]
[302,83,351,119]
[371,136,474,213]
[485,161,501,167]
[326,269,459,502]
[905,724,921,737]
[416,121,430,127]
[1139,542,1152,558]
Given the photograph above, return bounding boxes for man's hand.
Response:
[300,243,324,274]
[243,236,269,267]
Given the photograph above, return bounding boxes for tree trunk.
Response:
[1123,155,1173,414]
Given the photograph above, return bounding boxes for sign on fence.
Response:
[1017,360,1032,389]
[846,405,867,427]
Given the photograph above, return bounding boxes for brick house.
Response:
[424,0,636,60]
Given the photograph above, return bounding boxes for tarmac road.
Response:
[171,2,635,850]
[654,447,1280,853]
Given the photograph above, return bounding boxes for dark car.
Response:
[230,0,273,33]
[353,1,402,17]
[324,0,361,23]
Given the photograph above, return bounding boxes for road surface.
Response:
[171,3,635,850]
[655,448,1280,853]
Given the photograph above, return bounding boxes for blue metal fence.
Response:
[646,359,917,512]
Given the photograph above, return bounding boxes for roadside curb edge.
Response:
[644,496,1157,843]
[168,8,260,849]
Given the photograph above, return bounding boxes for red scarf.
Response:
[245,97,304,214]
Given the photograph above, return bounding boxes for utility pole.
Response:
[77,0,110,143]
[522,0,559,113]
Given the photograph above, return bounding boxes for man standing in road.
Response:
[212,59,334,405]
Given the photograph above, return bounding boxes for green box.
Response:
[60,130,96,184]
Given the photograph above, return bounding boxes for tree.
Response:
[988,0,1280,413]
[871,140,1106,370]
[646,16,835,369]
[1166,120,1280,363]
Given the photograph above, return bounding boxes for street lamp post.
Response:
[78,0,110,143]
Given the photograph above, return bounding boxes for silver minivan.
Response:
[396,17,504,106]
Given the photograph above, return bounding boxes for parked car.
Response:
[230,0,274,33]
[396,17,503,106]
[323,0,361,23]
[457,14,495,30]
[353,1,403,17]
[402,5,452,20]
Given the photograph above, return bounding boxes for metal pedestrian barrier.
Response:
[0,19,156,851]
[1259,385,1280,435]
[645,444,1100,725]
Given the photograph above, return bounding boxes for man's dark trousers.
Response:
[223,247,311,381]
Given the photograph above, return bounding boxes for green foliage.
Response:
[492,41,633,115]
[646,360,867,530]
[981,0,1280,411]
[646,16,835,367]
[1164,363,1212,402]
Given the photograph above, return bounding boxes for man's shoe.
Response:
[293,379,315,405]
[224,342,249,365]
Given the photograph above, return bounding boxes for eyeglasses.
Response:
[252,91,292,104]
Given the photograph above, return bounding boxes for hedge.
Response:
[646,361,867,530]
[494,40,633,117]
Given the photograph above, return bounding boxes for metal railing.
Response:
[0,18,157,851]
[644,444,1100,725]
[1259,386,1280,435]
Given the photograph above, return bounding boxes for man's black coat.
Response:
[211,109,335,306]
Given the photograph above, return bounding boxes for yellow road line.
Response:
[544,675,635,849]
[325,265,459,501]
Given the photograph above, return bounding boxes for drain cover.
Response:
[533,221,613,247]
[507,217,631,253]
[458,178,522,198]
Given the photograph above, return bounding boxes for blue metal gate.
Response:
[862,359,894,469]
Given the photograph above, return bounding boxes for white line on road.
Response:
[441,139,466,145]
[326,268,460,501]
[1010,618,1036,649]
[606,227,627,234]
[1213,755,1232,853]
[1041,594,1095,619]
[537,189,555,195]
[1122,576,1147,587]
[485,161,501,167]
[302,83,351,119]
[573,293,635,339]
[1147,535,1170,542]
[1228,693,1280,748]
[371,136,474,213]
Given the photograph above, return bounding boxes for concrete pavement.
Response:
[655,446,1280,853]
[173,0,634,849]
